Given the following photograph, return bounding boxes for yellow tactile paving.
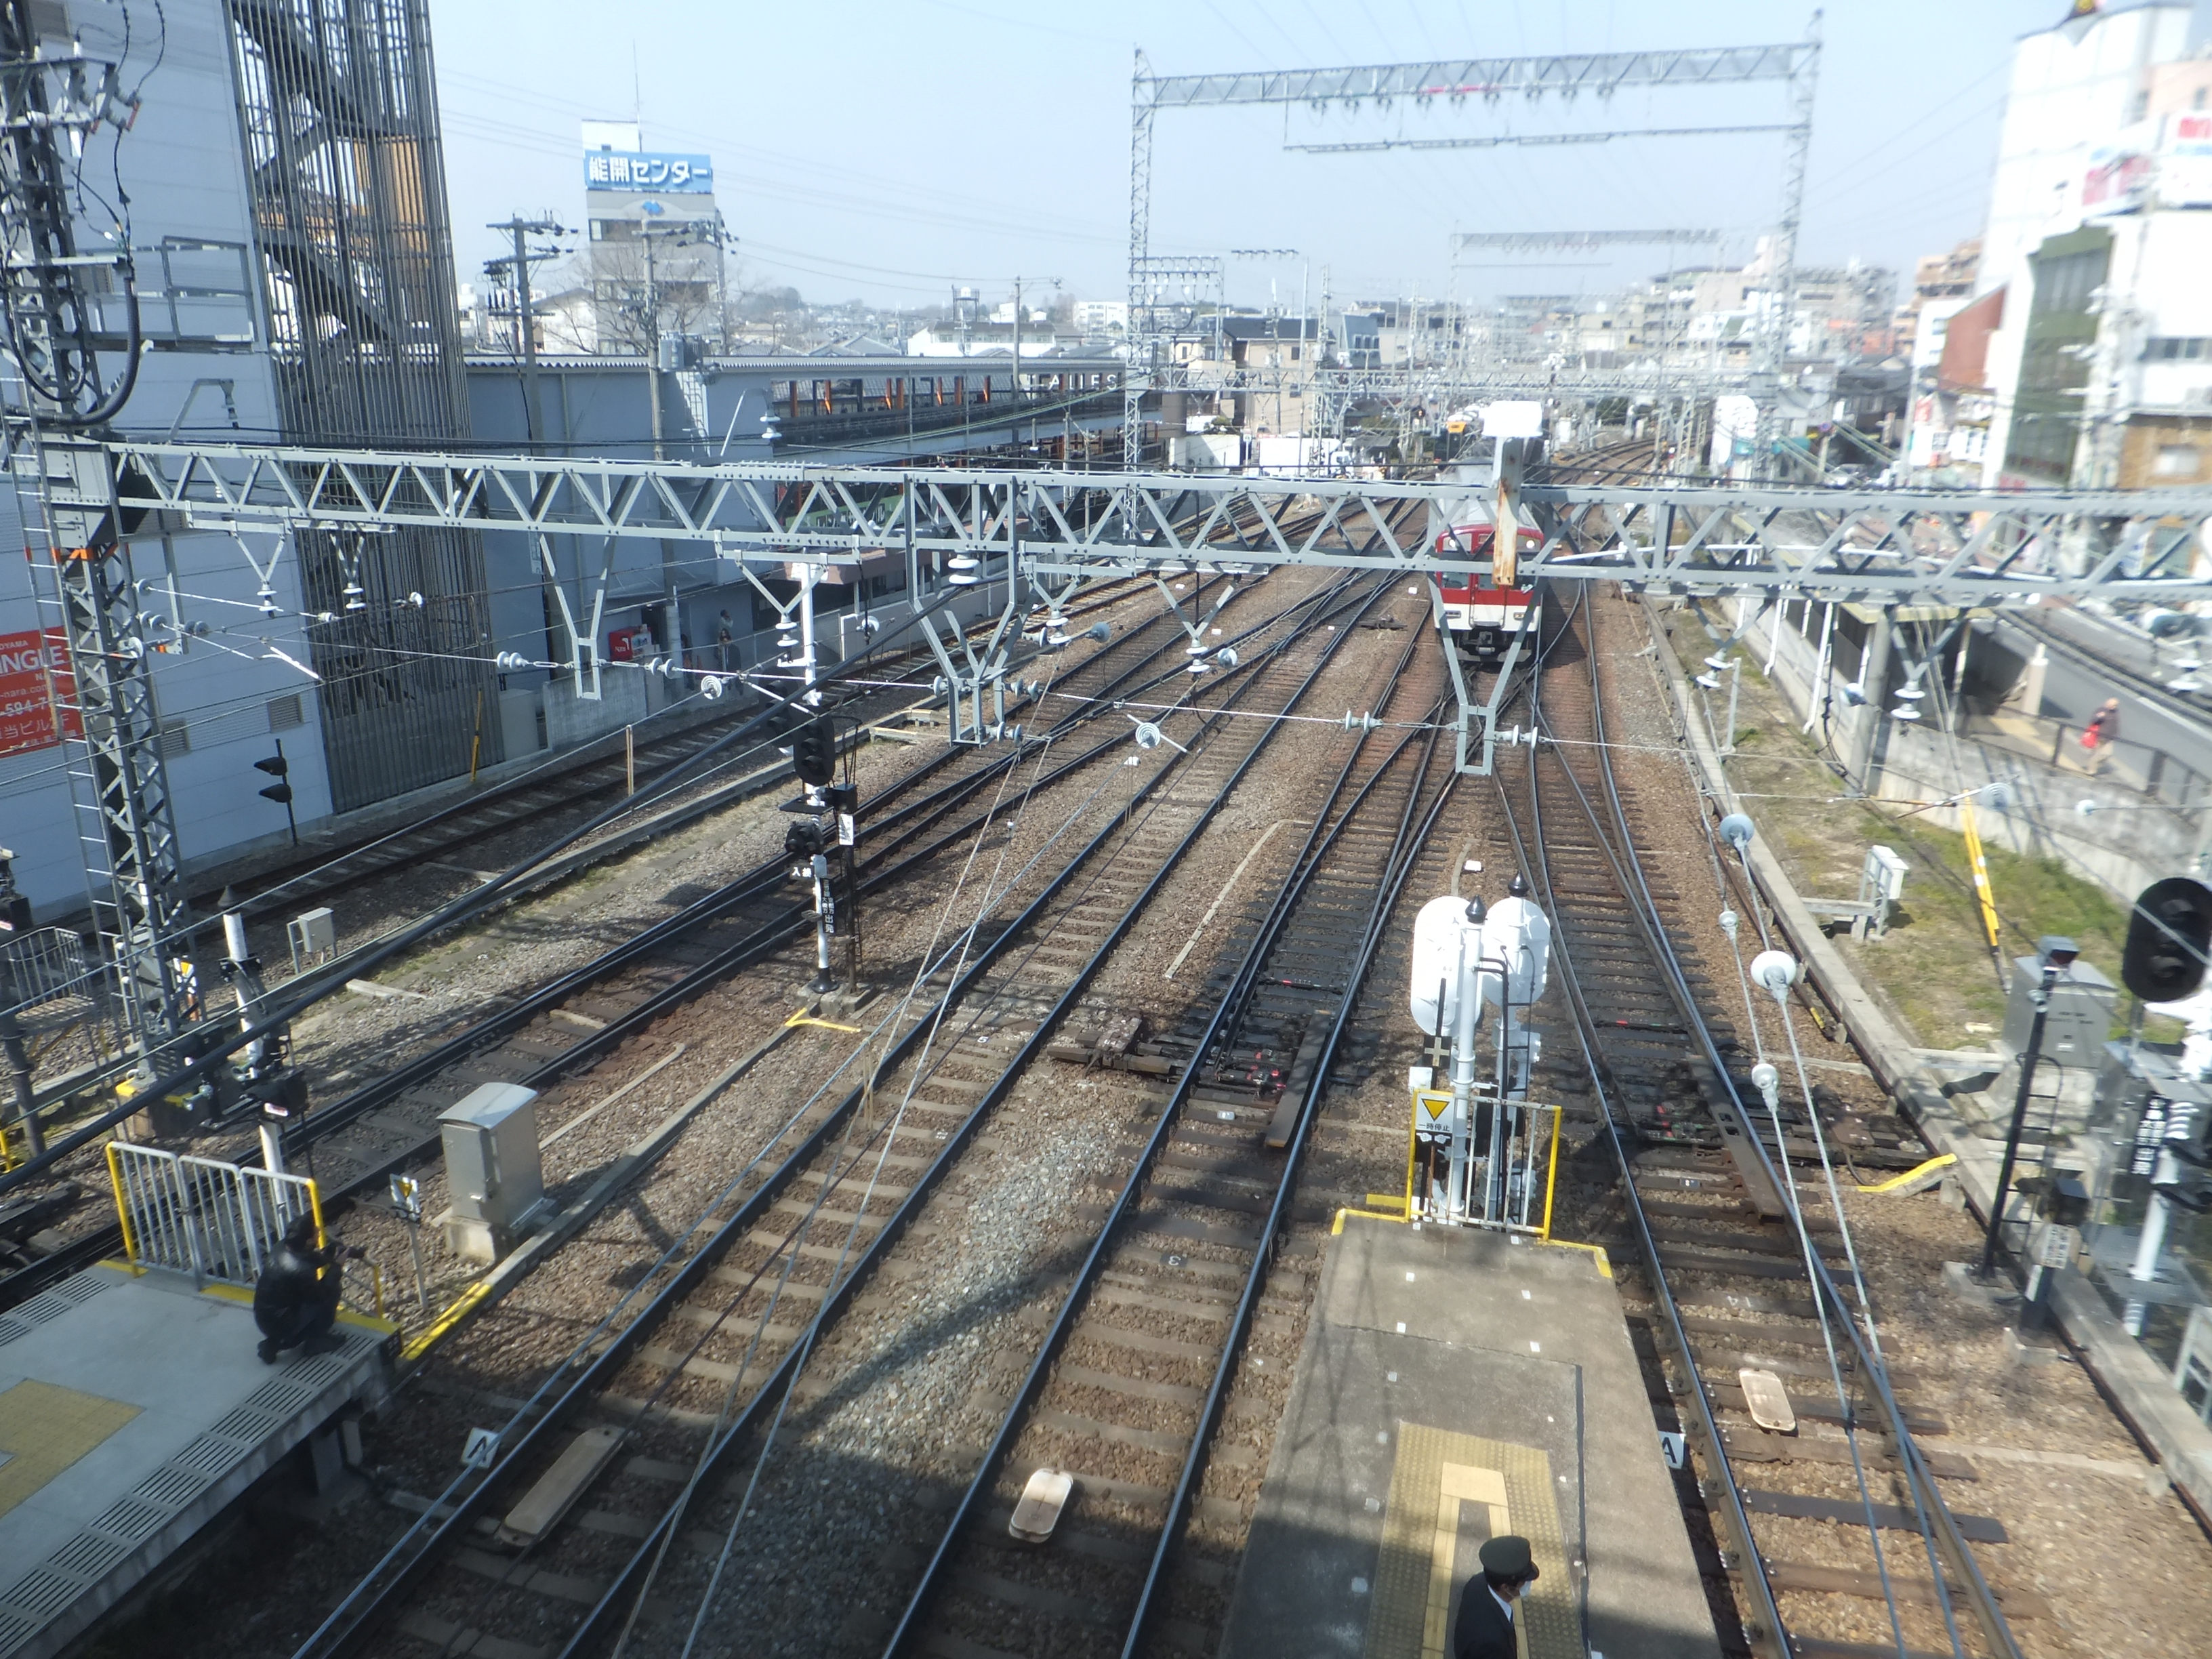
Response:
[1365,1422,1578,1659]
[0,1379,142,1519]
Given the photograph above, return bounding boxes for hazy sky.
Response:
[428,1,2179,318]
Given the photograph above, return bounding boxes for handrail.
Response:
[105,1140,321,1286]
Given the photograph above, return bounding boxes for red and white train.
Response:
[1434,522,1544,662]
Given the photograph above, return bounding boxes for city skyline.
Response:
[430,0,2081,319]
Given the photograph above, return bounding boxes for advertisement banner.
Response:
[0,627,79,758]
[583,151,713,193]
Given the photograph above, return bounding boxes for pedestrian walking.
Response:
[2081,697,2121,775]
[716,609,735,672]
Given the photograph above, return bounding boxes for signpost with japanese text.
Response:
[0,628,79,758]
[582,150,714,193]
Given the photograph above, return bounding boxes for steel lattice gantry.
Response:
[102,439,2212,602]
[28,439,199,1051]
[97,437,2212,769]
[1452,230,1725,255]
[1126,33,1820,457]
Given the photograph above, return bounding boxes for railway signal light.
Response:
[2122,877,2212,1004]
[253,741,298,845]
[792,716,836,787]
[253,750,290,803]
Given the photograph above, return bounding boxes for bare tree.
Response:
[541,228,730,356]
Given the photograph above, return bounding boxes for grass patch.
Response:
[1664,607,2157,1049]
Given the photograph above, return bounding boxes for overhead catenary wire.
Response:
[1682,620,1972,1659]
[602,577,1373,1650]
[0,592,974,1197]
[1706,897,1919,1659]
[267,575,1370,1656]
[657,696,1091,1659]
[291,567,1295,1655]
[1529,587,2020,1659]
[605,639,1097,1655]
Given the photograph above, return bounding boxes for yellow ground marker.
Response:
[0,1380,140,1519]
[1857,1152,1956,1194]
[1538,1238,1614,1278]
[785,1011,862,1034]
[1332,1207,1412,1234]
[401,1281,493,1364]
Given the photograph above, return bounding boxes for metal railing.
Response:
[0,926,115,1033]
[1958,700,2210,815]
[105,1141,321,1287]
[1402,1092,1562,1233]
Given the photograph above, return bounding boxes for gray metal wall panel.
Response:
[225,0,499,811]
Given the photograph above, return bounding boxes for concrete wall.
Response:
[1727,599,2209,899]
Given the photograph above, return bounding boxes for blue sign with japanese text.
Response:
[583,150,713,193]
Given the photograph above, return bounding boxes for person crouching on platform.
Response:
[253,1214,351,1364]
[1454,1534,1539,1659]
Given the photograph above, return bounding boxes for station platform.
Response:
[0,1263,393,1659]
[1221,1216,1715,1659]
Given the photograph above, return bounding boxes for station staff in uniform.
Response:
[1454,1534,1539,1659]
[252,1214,348,1364]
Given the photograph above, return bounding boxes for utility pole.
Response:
[639,228,666,461]
[1981,940,2074,1282]
[487,216,565,448]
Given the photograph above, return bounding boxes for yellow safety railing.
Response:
[1403,1091,1562,1236]
[105,1139,323,1288]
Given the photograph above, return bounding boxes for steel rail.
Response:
[2006,609,2211,739]
[1505,595,2022,1659]
[291,575,1286,1144]
[1122,693,1461,1658]
[1569,609,2021,1659]
[0,573,1277,1307]
[553,579,1396,1659]
[1,487,1319,1197]
[1492,594,1789,1659]
[1532,680,1785,1215]
[0,600,975,1200]
[882,621,1457,1659]
[291,575,1389,1659]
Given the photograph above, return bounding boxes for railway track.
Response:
[0,571,1335,1309]
[285,570,1404,1659]
[2008,609,2212,729]
[12,582,1152,1124]
[208,579,1148,944]
[1533,436,1663,487]
[879,605,1458,1659]
[1498,593,2024,1659]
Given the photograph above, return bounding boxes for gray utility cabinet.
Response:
[2001,957,2116,1070]
[438,1082,546,1263]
